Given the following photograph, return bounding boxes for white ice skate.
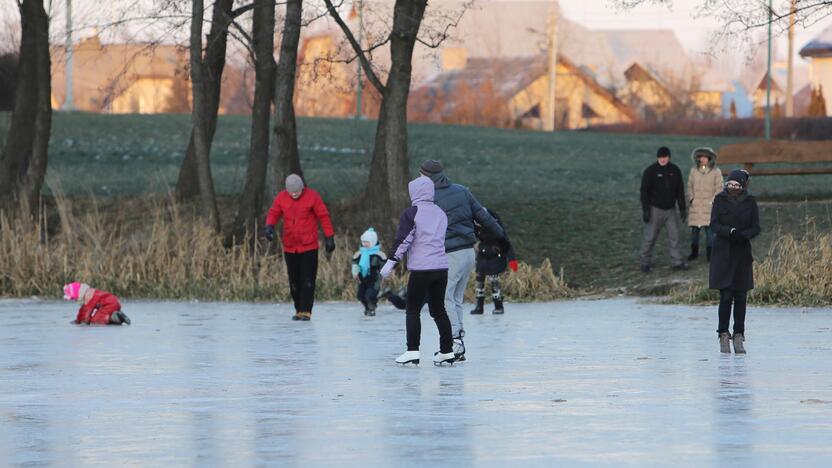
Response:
[396,351,420,366]
[433,351,456,366]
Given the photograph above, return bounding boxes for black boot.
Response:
[470,297,484,315]
[687,244,699,261]
[492,298,504,315]
[706,246,712,262]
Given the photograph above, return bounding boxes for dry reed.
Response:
[669,233,832,307]
[0,196,573,303]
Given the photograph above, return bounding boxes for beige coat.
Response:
[687,149,723,227]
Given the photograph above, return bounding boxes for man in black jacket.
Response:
[639,146,688,272]
[421,159,504,362]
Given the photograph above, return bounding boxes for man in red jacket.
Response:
[265,174,336,321]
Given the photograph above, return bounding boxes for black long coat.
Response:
[709,190,761,291]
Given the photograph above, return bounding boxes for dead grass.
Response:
[0,195,573,303]
[669,232,832,307]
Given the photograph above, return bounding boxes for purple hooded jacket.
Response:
[388,176,449,271]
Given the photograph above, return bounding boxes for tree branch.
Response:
[322,0,386,94]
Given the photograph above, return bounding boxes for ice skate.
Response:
[433,351,456,366]
[364,306,376,317]
[492,298,504,315]
[453,331,466,362]
[732,333,746,354]
[719,332,731,353]
[396,350,420,365]
[470,297,484,315]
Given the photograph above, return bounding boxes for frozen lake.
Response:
[1,298,831,466]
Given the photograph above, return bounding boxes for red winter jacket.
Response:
[76,290,122,325]
[265,188,335,253]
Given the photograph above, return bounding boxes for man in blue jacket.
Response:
[420,160,504,361]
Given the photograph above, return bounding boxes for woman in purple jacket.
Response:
[381,176,456,366]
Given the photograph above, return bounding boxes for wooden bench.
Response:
[718,140,832,176]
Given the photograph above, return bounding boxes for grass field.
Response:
[2,112,832,291]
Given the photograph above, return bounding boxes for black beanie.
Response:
[727,169,749,187]
[657,146,671,158]
[420,159,443,176]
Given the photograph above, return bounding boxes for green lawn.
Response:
[3,112,832,290]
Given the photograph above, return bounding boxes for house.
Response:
[295,0,706,127]
[620,63,679,121]
[799,22,832,116]
[410,55,636,129]
[50,34,254,115]
[750,72,786,117]
[51,35,191,113]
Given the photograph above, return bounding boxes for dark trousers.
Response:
[357,276,380,309]
[284,250,318,313]
[718,289,747,335]
[690,226,713,248]
[406,270,453,353]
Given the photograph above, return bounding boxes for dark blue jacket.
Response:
[429,172,504,252]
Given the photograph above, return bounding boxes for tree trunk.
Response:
[189,0,221,232]
[226,0,276,246]
[19,0,52,214]
[0,0,39,204]
[271,0,303,189]
[362,0,426,221]
[176,0,233,201]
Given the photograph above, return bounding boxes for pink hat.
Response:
[63,282,82,301]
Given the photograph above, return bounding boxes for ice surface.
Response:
[1,298,832,466]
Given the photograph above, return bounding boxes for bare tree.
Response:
[189,0,221,232]
[618,0,832,47]
[0,0,52,214]
[270,0,304,186]
[324,0,465,224]
[176,0,235,200]
[226,0,276,245]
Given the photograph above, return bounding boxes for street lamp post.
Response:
[63,0,75,111]
[765,0,773,140]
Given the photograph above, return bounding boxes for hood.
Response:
[691,147,717,168]
[409,176,435,204]
[429,171,451,189]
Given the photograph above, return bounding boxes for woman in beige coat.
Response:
[686,147,723,261]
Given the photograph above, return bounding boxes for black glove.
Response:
[731,229,746,243]
[325,236,336,256]
[642,209,651,224]
[679,209,687,223]
[264,225,275,242]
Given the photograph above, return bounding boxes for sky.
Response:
[1,0,830,72]
[556,0,830,66]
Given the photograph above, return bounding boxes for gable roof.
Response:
[416,54,637,121]
[304,0,693,88]
[800,23,832,58]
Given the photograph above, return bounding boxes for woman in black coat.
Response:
[709,169,761,354]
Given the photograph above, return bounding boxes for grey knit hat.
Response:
[420,159,443,176]
[285,174,304,193]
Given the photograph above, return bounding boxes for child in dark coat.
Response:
[470,208,518,315]
[63,282,131,325]
[351,228,387,316]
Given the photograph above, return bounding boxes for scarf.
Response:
[359,245,380,277]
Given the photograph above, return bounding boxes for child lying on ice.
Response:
[63,282,131,325]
